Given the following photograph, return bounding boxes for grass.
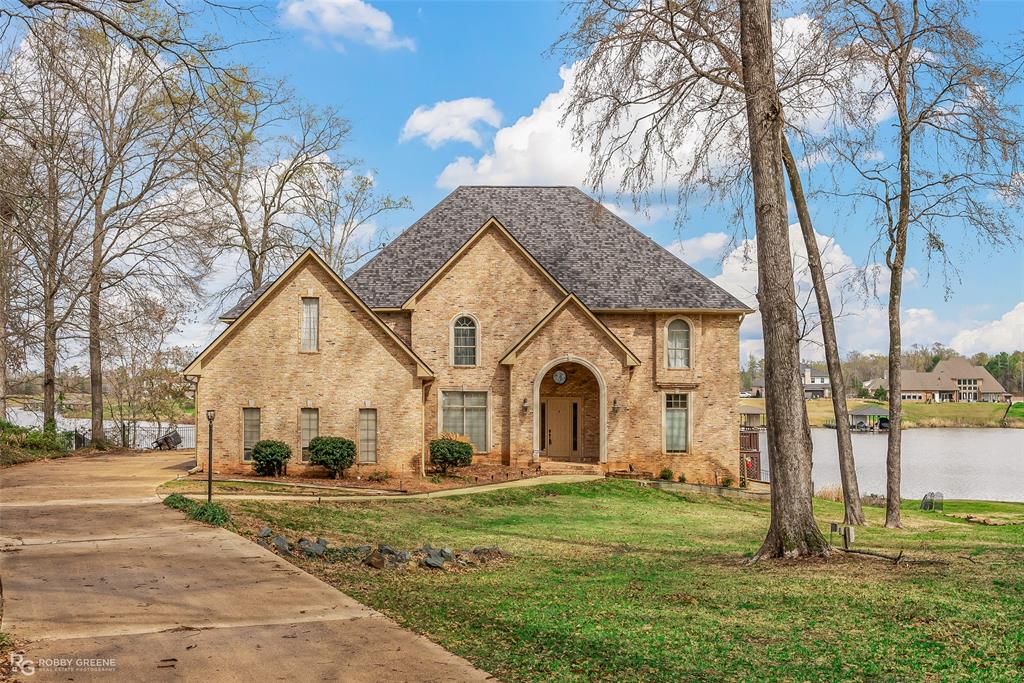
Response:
[742,397,1022,428]
[163,492,232,526]
[158,478,360,496]
[223,480,1024,682]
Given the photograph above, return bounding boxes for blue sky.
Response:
[203,0,1024,361]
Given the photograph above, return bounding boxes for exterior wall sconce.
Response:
[612,398,621,413]
[521,398,529,413]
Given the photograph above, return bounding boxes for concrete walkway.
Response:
[178,473,604,503]
[0,452,492,682]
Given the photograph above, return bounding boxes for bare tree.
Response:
[822,0,1024,527]
[191,77,352,303]
[104,297,194,445]
[44,14,214,445]
[739,0,830,558]
[292,168,411,276]
[556,0,866,524]
[1,21,94,427]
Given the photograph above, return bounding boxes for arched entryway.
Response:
[532,356,606,463]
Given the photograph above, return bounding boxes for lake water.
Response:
[759,428,1024,502]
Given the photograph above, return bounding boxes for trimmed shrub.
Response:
[658,468,673,481]
[252,440,291,476]
[367,469,390,482]
[721,475,735,488]
[308,436,356,478]
[429,437,473,474]
[677,473,687,483]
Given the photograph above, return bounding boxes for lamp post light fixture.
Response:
[206,409,216,503]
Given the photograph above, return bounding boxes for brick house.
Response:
[184,186,752,482]
[865,358,1009,403]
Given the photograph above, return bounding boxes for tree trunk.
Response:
[42,293,57,428]
[89,216,105,447]
[739,0,830,559]
[781,137,865,526]
[885,130,913,529]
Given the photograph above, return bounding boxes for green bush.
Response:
[162,493,230,526]
[367,469,390,482]
[0,420,28,436]
[23,429,71,452]
[429,438,473,474]
[252,440,291,476]
[677,473,687,483]
[308,436,356,478]
[721,475,735,488]
[658,468,673,481]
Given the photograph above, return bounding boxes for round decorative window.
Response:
[553,370,567,385]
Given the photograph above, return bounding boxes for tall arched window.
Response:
[452,316,478,366]
[667,319,691,368]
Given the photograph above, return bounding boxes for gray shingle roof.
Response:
[222,186,749,319]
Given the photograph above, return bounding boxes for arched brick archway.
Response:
[532,356,607,463]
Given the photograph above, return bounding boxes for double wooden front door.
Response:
[542,397,579,459]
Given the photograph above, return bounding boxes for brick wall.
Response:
[195,260,425,476]
[409,226,565,462]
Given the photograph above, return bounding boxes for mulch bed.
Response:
[187,462,549,494]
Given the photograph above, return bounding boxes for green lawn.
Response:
[742,397,1022,428]
[224,481,1024,681]
[159,478,364,496]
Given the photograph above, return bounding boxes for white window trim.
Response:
[298,406,319,463]
[300,296,320,353]
[664,315,695,370]
[437,386,491,453]
[449,313,481,368]
[358,407,378,464]
[241,406,261,462]
[661,390,693,454]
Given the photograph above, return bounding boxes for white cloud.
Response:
[951,302,1024,355]
[436,64,592,188]
[665,232,731,264]
[400,98,502,149]
[281,0,415,51]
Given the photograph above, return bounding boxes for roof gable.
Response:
[185,250,433,379]
[401,216,568,310]
[346,186,751,312]
[500,294,641,367]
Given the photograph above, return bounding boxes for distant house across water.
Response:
[750,363,831,400]
[864,358,1009,403]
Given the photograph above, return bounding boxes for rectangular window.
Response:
[300,407,319,461]
[359,409,377,464]
[301,297,319,352]
[242,408,260,462]
[441,390,487,452]
[665,393,689,453]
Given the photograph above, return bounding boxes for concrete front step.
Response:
[538,461,603,475]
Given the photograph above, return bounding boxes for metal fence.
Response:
[72,422,196,450]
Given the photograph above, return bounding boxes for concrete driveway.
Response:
[0,452,492,682]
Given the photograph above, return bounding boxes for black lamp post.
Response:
[206,409,216,503]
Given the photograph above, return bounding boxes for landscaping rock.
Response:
[257,527,272,538]
[363,550,387,569]
[422,553,445,569]
[378,544,397,556]
[256,539,270,549]
[299,539,327,558]
[440,547,454,561]
[396,550,411,562]
[316,538,328,548]
[271,535,291,554]
[357,544,372,555]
